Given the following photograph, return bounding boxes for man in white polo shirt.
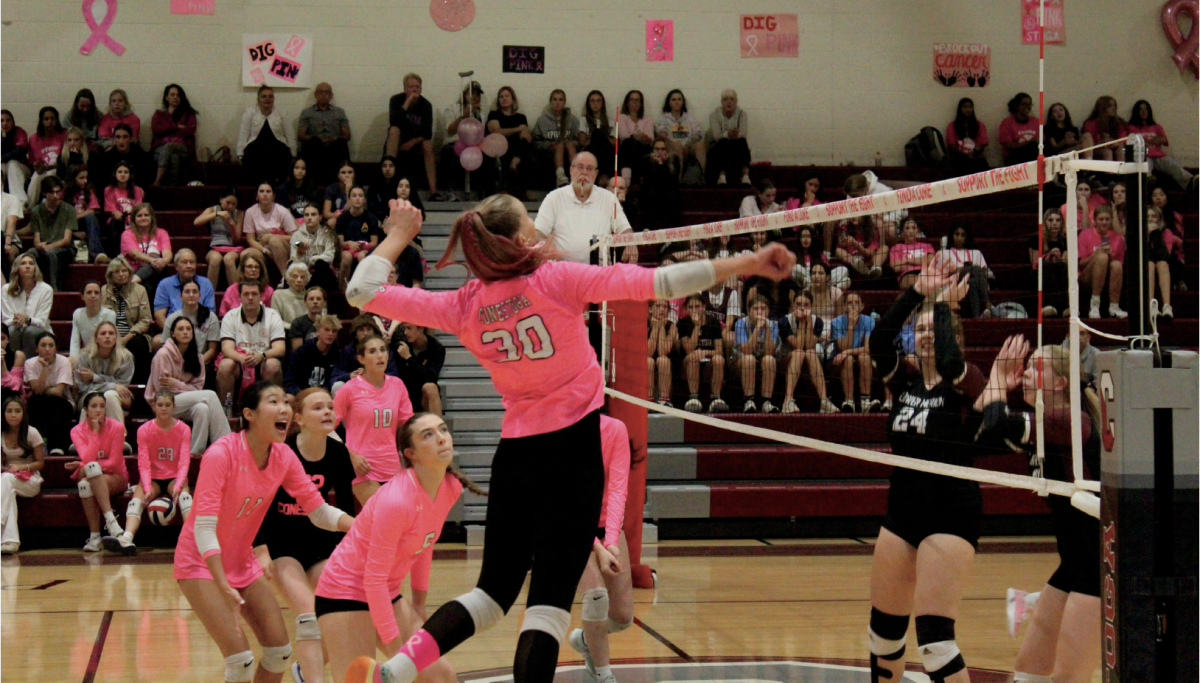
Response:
[534,152,638,265]
[217,280,287,412]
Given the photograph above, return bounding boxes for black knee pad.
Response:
[915,615,965,682]
[868,608,909,681]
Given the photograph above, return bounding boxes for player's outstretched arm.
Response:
[654,242,797,300]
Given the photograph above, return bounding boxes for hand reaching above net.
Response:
[913,255,960,297]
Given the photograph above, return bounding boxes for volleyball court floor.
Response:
[1,535,1075,682]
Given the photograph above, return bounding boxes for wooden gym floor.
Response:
[1,536,1091,682]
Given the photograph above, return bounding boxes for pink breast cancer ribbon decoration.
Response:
[80,0,126,56]
[1162,0,1199,79]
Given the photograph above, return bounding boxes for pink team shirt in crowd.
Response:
[598,415,630,548]
[334,375,414,485]
[998,116,1040,157]
[888,241,934,278]
[943,120,989,155]
[1078,228,1126,262]
[174,432,328,588]
[136,419,192,491]
[243,203,298,237]
[1082,119,1129,146]
[1127,123,1167,158]
[104,186,145,227]
[28,131,65,168]
[121,227,172,260]
[98,113,141,141]
[316,470,463,644]
[363,260,656,438]
[69,418,129,483]
[73,188,101,214]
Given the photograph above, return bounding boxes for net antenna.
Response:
[1035,0,1047,494]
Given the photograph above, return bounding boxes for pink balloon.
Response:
[458,117,485,146]
[454,139,468,156]
[459,146,483,171]
[480,133,509,158]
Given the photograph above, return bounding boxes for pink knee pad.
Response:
[399,629,441,672]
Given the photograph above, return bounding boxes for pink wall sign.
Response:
[268,56,302,83]
[646,20,673,62]
[740,14,798,58]
[1022,0,1065,44]
[169,0,214,15]
[247,40,275,64]
[933,43,991,87]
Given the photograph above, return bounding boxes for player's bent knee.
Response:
[77,478,93,498]
[456,587,506,632]
[224,650,255,683]
[607,616,633,633]
[915,615,964,682]
[83,460,103,479]
[259,643,292,674]
[519,605,570,643]
[126,496,144,520]
[581,587,609,622]
[295,612,321,641]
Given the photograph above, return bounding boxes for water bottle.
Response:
[874,151,883,168]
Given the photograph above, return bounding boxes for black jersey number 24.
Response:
[481,314,555,362]
[892,406,929,434]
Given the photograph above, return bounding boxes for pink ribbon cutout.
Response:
[1162,0,1199,79]
[80,0,126,56]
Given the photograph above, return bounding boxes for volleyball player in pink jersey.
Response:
[68,391,128,551]
[317,413,485,683]
[333,335,414,504]
[105,390,193,555]
[174,381,354,683]
[343,197,794,683]
[567,414,634,683]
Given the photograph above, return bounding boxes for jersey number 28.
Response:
[482,314,555,362]
[892,406,929,434]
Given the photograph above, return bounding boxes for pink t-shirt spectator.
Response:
[362,261,656,438]
[69,417,129,482]
[173,432,328,588]
[998,116,1040,159]
[598,415,630,548]
[315,470,462,644]
[333,375,414,485]
[28,131,66,168]
[136,418,191,490]
[72,188,101,214]
[1078,228,1126,262]
[1082,119,1128,146]
[98,113,141,142]
[1127,123,1167,159]
[150,110,198,156]
[219,284,275,317]
[617,114,654,142]
[121,227,172,260]
[104,186,145,224]
[889,241,935,278]
[944,120,989,155]
[243,203,297,238]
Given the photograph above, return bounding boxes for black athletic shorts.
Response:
[882,493,982,549]
[151,478,176,495]
[1046,495,1101,596]
[314,593,403,618]
[267,536,339,572]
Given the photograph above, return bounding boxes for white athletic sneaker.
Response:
[740,173,752,186]
[761,400,778,414]
[1006,588,1034,637]
[743,399,757,413]
[840,400,855,413]
[819,397,838,414]
[882,399,893,412]
[1109,303,1128,319]
[1089,297,1102,319]
[0,541,18,555]
[708,398,729,413]
[1161,304,1174,319]
[859,396,873,413]
[867,265,883,279]
[684,398,703,413]
[83,535,103,552]
[290,660,306,683]
[568,628,598,681]
[781,398,799,414]
[598,673,618,683]
[716,171,727,186]
[105,517,125,539]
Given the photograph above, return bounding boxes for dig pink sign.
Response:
[740,14,798,58]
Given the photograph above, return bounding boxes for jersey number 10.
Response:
[373,409,394,428]
[482,314,555,362]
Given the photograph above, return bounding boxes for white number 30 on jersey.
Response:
[481,314,555,362]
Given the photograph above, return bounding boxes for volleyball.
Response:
[146,497,176,526]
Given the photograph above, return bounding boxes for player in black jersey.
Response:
[976,339,1102,683]
[253,386,357,683]
[864,259,986,683]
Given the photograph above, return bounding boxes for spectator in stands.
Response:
[290,203,338,292]
[272,262,312,324]
[678,294,728,414]
[323,160,355,227]
[806,262,842,357]
[287,286,328,352]
[487,86,533,197]
[195,187,244,290]
[889,217,934,290]
[367,157,399,222]
[2,110,31,205]
[284,313,341,395]
[26,107,66,208]
[617,90,654,186]
[1128,99,1196,191]
[30,176,77,291]
[534,150,636,264]
[335,186,380,287]
[1044,103,1084,156]
[1030,209,1070,316]
[829,172,903,253]
[64,89,100,148]
[647,300,677,407]
[2,328,26,401]
[1108,180,1128,237]
[162,281,220,367]
[1149,187,1186,287]
[278,158,318,220]
[656,89,704,184]
[2,169,26,264]
[64,165,108,263]
[440,81,487,192]
[394,175,426,221]
[331,315,398,395]
[148,315,230,452]
[734,295,778,413]
[533,89,580,188]
[1061,177,1105,232]
[578,90,616,184]
[1081,96,1127,162]
[56,127,90,178]
[999,92,1040,166]
[219,251,274,316]
[100,124,152,186]
[121,202,171,299]
[638,139,682,232]
[104,160,144,237]
[702,275,741,355]
[97,89,140,152]
[945,97,989,174]
[394,322,445,415]
[4,253,53,357]
[69,391,129,552]
[237,85,295,185]
[941,223,993,318]
[830,291,876,413]
[1,394,44,555]
[218,281,286,412]
[835,214,886,280]
[75,321,134,423]
[788,170,823,209]
[1079,204,1127,320]
[706,89,751,187]
[150,84,198,185]
[153,249,214,329]
[780,291,836,415]
[1146,205,1179,320]
[745,266,802,320]
[386,73,441,198]
[243,181,297,278]
[298,82,351,185]
[69,281,116,360]
[102,256,153,383]
[740,179,781,218]
[24,332,73,456]
[795,225,850,290]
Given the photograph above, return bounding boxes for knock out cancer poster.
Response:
[242,34,314,88]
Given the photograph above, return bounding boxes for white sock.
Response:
[104,510,117,523]
[1090,295,1101,306]
[89,531,101,540]
[596,665,613,680]
[382,654,419,683]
